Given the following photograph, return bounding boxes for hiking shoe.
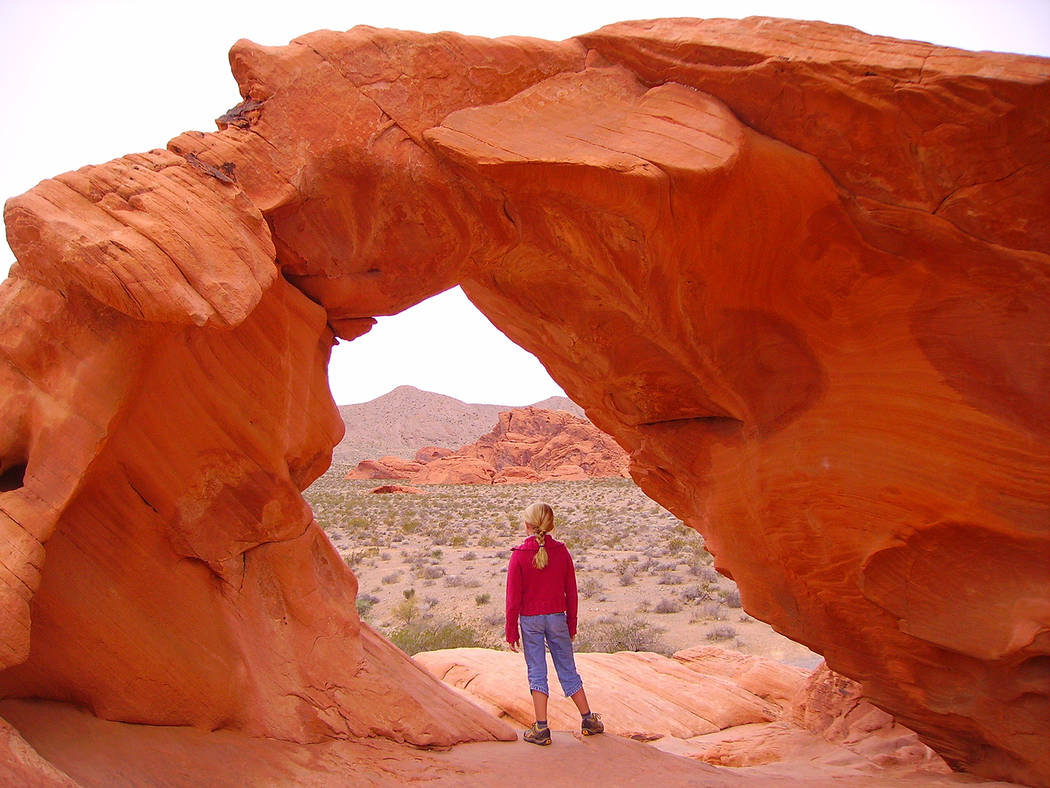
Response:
[581,712,604,736]
[523,722,552,746]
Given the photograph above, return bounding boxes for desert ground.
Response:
[306,465,821,667]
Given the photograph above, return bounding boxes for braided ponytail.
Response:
[524,503,555,570]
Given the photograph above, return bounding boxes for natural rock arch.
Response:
[1,18,1047,785]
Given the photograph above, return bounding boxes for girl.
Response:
[505,502,603,745]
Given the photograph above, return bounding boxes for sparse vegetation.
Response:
[304,467,816,664]
[654,597,682,614]
[391,619,497,655]
[707,625,737,642]
[574,614,671,655]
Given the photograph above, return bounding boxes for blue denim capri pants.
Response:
[519,612,584,697]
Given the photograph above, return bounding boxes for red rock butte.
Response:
[346,406,631,483]
[0,16,1047,786]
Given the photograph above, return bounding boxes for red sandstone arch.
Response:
[1,18,1048,785]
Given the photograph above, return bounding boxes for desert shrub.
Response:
[722,588,742,608]
[381,572,400,585]
[657,572,683,585]
[700,602,727,621]
[356,593,379,617]
[682,585,712,603]
[475,593,491,606]
[391,619,496,655]
[574,615,670,656]
[445,574,464,587]
[707,625,737,642]
[422,565,445,579]
[402,588,416,600]
[614,556,638,572]
[463,551,477,561]
[635,599,652,613]
[666,535,689,554]
[687,562,709,579]
[394,596,419,625]
[401,520,419,534]
[578,575,603,599]
[478,535,495,547]
[654,597,682,614]
[483,611,504,627]
[619,570,635,587]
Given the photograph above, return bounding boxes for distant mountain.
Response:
[333,385,584,465]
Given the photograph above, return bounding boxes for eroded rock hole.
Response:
[0,461,27,493]
[307,288,812,664]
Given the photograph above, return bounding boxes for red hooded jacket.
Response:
[505,535,579,644]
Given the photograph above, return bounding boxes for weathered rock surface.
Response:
[0,714,77,787]
[672,646,809,708]
[346,456,425,480]
[416,647,956,781]
[415,647,783,739]
[349,406,630,484]
[414,446,454,464]
[369,485,426,495]
[12,696,979,788]
[1,16,1048,786]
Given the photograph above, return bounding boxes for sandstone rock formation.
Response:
[1,17,1047,785]
[347,406,630,484]
[347,456,425,480]
[415,446,454,464]
[369,485,426,495]
[415,647,952,780]
[333,384,583,466]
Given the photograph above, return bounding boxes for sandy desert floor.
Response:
[305,467,821,667]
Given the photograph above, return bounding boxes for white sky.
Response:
[2,1,1048,405]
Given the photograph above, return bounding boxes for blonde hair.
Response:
[524,503,555,570]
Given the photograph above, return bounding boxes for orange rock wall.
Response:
[1,17,1047,786]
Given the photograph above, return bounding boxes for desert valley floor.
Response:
[306,466,822,667]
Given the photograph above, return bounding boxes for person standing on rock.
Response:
[505,502,604,745]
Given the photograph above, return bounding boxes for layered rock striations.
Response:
[1,17,1048,785]
[346,406,630,483]
[416,647,953,779]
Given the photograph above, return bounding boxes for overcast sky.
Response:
[2,0,1048,405]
